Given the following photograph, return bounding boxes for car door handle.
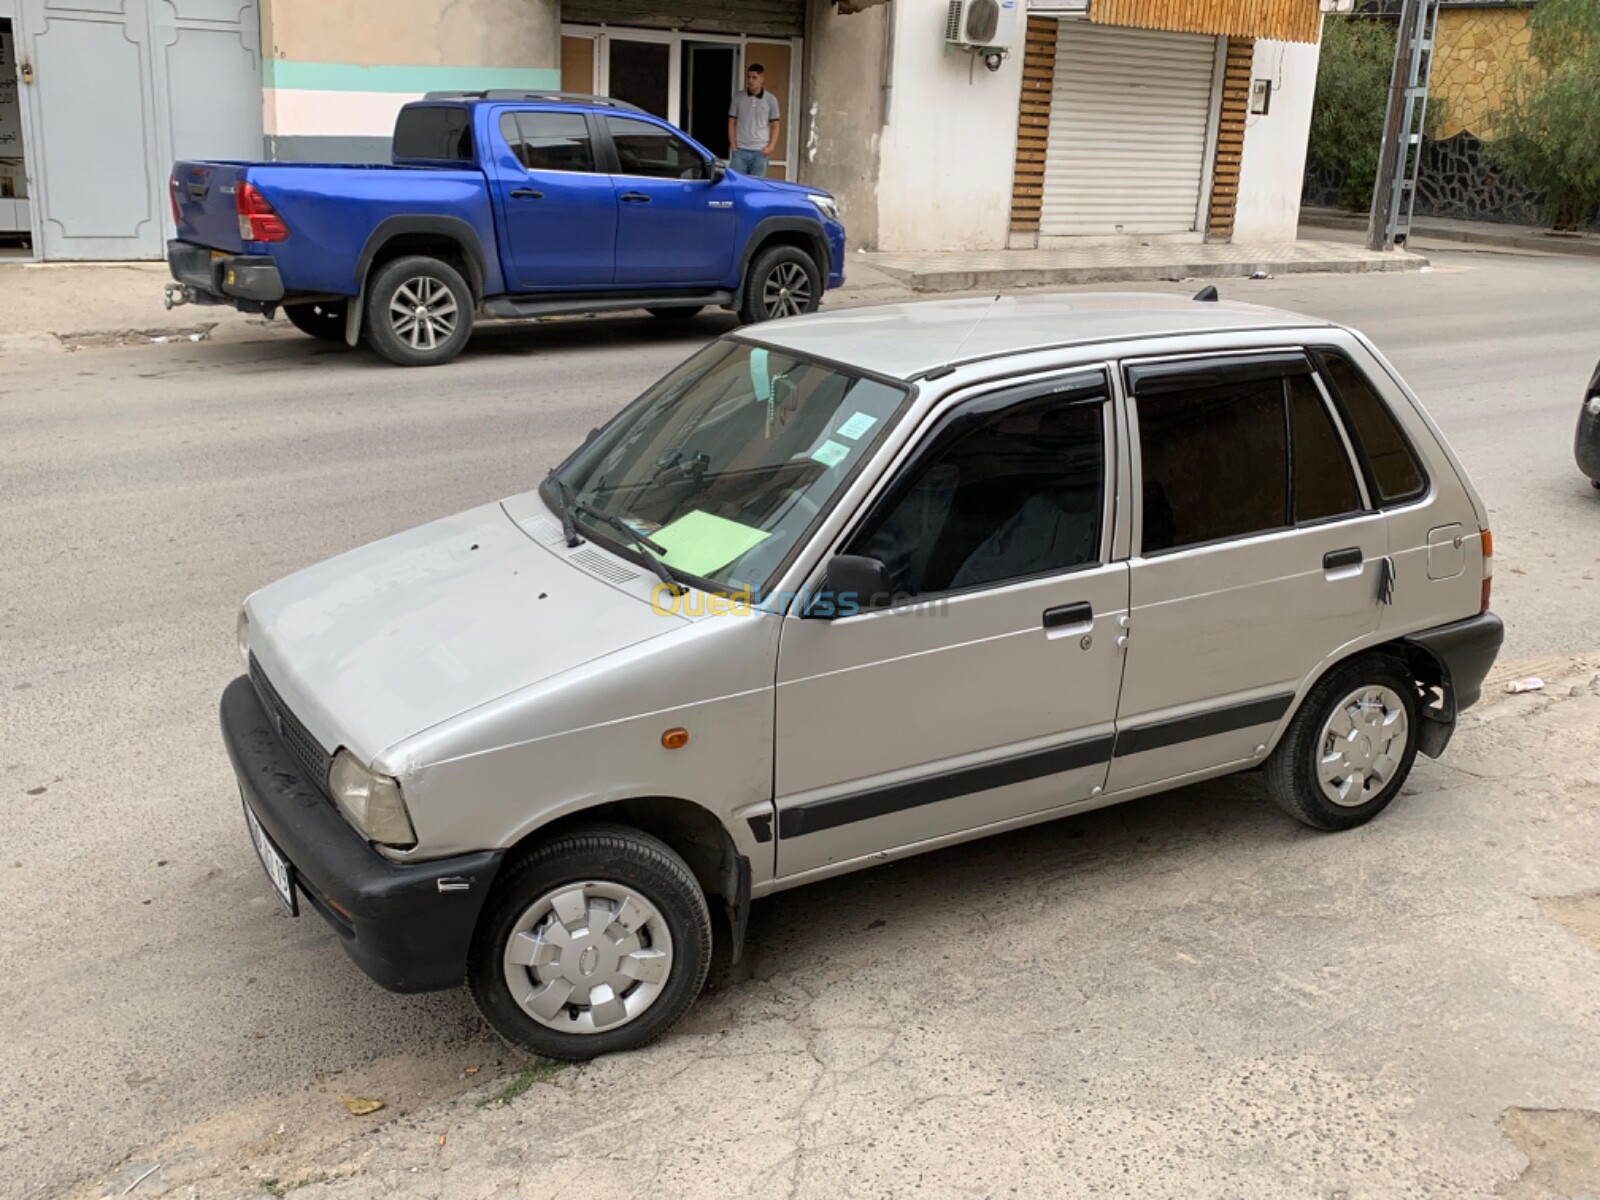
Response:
[1323,547,1364,573]
[509,188,543,200]
[1042,602,1094,638]
[620,192,651,204]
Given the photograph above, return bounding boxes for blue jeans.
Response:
[730,149,770,178]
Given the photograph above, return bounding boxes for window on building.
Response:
[392,106,474,162]
[1290,375,1364,523]
[501,111,596,173]
[605,115,707,180]
[853,394,1105,598]
[1315,349,1428,505]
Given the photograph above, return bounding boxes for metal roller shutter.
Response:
[1039,22,1219,236]
[563,0,805,38]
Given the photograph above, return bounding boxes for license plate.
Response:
[243,799,298,916]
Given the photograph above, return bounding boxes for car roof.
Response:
[417,91,648,114]
[738,292,1338,382]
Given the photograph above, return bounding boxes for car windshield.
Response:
[547,339,910,597]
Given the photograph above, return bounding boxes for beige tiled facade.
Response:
[1429,5,1533,140]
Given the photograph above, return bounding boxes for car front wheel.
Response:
[737,245,821,324]
[467,824,712,1060]
[363,255,474,367]
[1265,655,1421,831]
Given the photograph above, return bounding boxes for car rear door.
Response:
[773,370,1130,881]
[1109,349,1387,793]
[489,108,617,290]
[599,114,735,288]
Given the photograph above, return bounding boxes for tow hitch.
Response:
[163,282,193,310]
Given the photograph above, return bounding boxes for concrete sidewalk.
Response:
[1301,206,1600,258]
[860,237,1427,293]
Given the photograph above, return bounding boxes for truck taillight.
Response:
[1480,528,1493,613]
[169,173,181,227]
[236,181,289,243]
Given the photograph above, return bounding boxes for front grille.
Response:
[248,654,333,791]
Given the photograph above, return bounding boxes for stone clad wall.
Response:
[1428,5,1533,140]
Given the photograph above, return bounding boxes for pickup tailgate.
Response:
[171,160,248,252]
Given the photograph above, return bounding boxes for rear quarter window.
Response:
[1316,348,1428,506]
[393,107,475,161]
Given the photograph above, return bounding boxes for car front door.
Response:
[491,109,618,291]
[600,114,735,288]
[1109,350,1387,793]
[773,370,1131,881]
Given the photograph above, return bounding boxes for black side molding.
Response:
[1112,693,1294,758]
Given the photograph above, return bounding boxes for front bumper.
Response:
[1577,395,1600,482]
[168,239,285,308]
[220,675,503,993]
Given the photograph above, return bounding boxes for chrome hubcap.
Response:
[502,881,673,1034]
[389,276,458,351]
[762,263,812,318]
[1317,685,1409,807]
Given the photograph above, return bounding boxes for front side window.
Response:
[551,340,908,594]
[501,111,596,172]
[1315,349,1428,505]
[852,389,1106,598]
[605,115,707,180]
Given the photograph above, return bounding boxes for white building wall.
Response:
[1232,35,1322,242]
[874,0,1024,253]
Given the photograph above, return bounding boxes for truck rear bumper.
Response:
[167,239,285,309]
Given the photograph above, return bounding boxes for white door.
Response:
[1040,22,1219,237]
[15,0,259,260]
[773,373,1129,881]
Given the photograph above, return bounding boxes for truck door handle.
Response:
[620,192,651,204]
[1323,547,1364,573]
[509,188,543,200]
[1042,602,1094,638]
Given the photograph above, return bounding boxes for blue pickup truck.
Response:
[165,92,847,366]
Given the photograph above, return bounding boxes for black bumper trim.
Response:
[168,240,286,306]
[1403,611,1505,716]
[220,675,502,993]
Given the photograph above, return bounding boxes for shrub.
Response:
[1306,17,1397,211]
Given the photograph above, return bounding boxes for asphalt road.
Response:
[2,249,1598,1199]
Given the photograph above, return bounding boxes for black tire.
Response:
[1265,655,1421,831]
[737,244,821,325]
[467,824,712,1061]
[646,306,704,321]
[283,300,349,342]
[363,255,474,367]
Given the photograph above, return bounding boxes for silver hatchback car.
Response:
[224,294,1502,1059]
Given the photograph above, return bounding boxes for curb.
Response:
[867,253,1429,294]
[1300,209,1600,258]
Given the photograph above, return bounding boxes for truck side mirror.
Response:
[808,555,893,618]
[708,159,728,184]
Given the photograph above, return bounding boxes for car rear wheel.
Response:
[1265,655,1420,831]
[283,300,348,342]
[737,245,821,325]
[467,824,711,1060]
[364,255,474,367]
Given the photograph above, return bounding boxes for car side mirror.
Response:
[810,555,893,618]
[708,158,727,184]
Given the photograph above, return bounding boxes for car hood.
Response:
[244,502,685,766]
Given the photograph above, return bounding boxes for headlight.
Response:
[236,606,250,664]
[808,193,840,223]
[329,750,417,848]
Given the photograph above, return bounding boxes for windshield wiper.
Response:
[574,502,683,596]
[545,472,582,548]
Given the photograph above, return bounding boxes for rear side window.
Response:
[393,107,474,162]
[854,392,1105,598]
[501,111,596,173]
[1136,376,1289,553]
[1290,375,1364,522]
[1316,349,1427,505]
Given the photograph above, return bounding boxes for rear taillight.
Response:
[169,173,181,227]
[1480,528,1493,613]
[236,180,289,242]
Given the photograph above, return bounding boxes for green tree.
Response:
[1491,0,1600,228]
[1306,17,1397,211]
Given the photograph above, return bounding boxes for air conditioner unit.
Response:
[945,0,1019,51]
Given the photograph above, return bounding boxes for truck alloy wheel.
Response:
[363,255,474,367]
[738,245,821,324]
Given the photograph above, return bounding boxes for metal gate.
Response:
[1039,21,1220,237]
[15,0,260,260]
[563,0,804,38]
